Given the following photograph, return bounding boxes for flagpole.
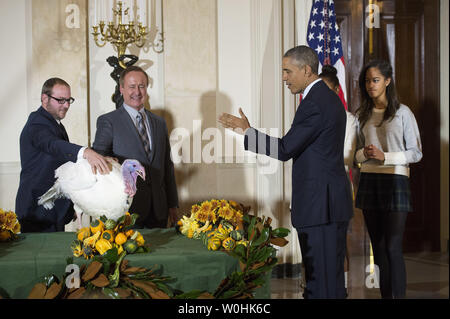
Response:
[369,0,374,56]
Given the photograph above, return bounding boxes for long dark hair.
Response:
[356,60,400,128]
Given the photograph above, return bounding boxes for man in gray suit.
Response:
[93,66,178,228]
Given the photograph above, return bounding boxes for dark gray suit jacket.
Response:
[93,106,178,224]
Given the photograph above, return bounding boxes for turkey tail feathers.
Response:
[37,184,61,210]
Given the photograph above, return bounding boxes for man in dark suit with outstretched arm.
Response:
[16,77,111,233]
[218,46,353,299]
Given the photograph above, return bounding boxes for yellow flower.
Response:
[195,210,209,224]
[207,210,217,224]
[12,222,21,234]
[200,201,213,213]
[219,200,228,209]
[0,230,11,241]
[219,204,234,220]
[0,211,7,226]
[233,210,243,223]
[135,232,145,246]
[191,204,201,216]
[229,200,238,208]
[210,199,220,211]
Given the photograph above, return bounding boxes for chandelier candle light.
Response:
[92,0,149,68]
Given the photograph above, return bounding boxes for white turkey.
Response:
[38,158,145,229]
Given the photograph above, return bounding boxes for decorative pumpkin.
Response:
[114,243,124,255]
[236,240,248,247]
[90,219,104,234]
[104,219,117,230]
[229,230,243,241]
[101,230,114,243]
[115,232,127,245]
[214,227,230,240]
[125,229,134,238]
[77,227,91,241]
[200,232,209,246]
[82,245,95,259]
[220,220,234,232]
[95,238,113,255]
[222,237,236,251]
[135,233,145,247]
[83,231,101,248]
[71,240,83,258]
[124,239,138,254]
[207,237,222,251]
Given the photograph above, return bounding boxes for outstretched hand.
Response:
[218,108,251,135]
[83,148,112,175]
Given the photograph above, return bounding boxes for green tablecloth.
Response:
[0,228,270,299]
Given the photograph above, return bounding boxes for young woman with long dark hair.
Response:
[355,60,422,299]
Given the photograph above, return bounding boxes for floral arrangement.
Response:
[176,199,291,299]
[27,201,291,299]
[176,199,249,251]
[0,209,21,242]
[71,212,149,259]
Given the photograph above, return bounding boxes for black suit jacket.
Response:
[92,106,178,224]
[15,107,81,231]
[245,80,353,228]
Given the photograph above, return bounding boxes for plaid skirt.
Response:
[355,173,412,212]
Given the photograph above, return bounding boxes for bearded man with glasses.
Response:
[15,77,111,232]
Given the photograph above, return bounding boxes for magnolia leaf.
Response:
[102,247,119,264]
[270,237,289,247]
[271,227,290,238]
[175,290,205,299]
[91,273,110,287]
[81,261,103,282]
[67,287,86,299]
[197,292,215,299]
[102,287,121,299]
[252,227,270,246]
[155,282,174,298]
[264,217,272,228]
[28,283,47,299]
[0,286,11,299]
[116,215,126,225]
[44,282,62,299]
[113,287,131,298]
[135,246,150,254]
[255,219,264,234]
[43,274,60,288]
[123,214,139,231]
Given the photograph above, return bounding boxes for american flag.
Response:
[306,0,348,109]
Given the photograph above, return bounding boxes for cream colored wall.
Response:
[0,0,29,210]
[440,0,449,252]
[163,0,218,213]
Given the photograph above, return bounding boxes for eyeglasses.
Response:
[47,94,75,105]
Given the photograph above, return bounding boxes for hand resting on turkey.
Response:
[38,158,145,230]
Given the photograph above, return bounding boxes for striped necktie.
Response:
[136,112,151,158]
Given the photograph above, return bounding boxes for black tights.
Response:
[363,210,408,299]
